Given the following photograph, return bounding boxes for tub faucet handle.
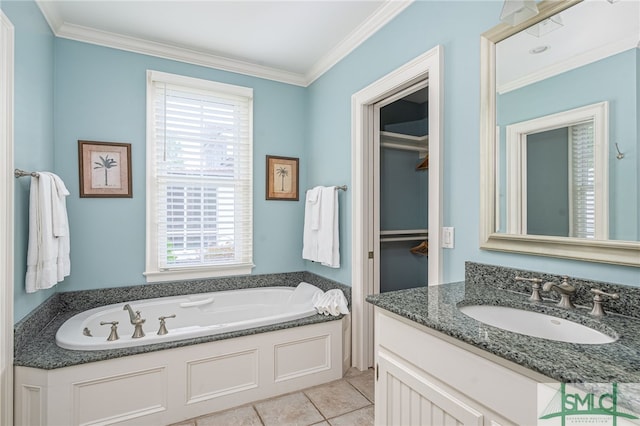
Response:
[590,289,620,317]
[157,314,176,335]
[100,321,120,341]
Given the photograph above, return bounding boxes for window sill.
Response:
[144,264,254,283]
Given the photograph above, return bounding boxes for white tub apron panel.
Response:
[15,319,344,426]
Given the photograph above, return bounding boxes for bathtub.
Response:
[56,282,325,351]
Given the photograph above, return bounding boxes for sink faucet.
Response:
[123,304,146,338]
[542,276,576,309]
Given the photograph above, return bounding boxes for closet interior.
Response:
[379,86,429,293]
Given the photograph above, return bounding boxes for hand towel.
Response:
[25,172,71,293]
[318,186,339,268]
[302,186,340,268]
[49,173,71,281]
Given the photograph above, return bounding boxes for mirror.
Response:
[480,0,640,266]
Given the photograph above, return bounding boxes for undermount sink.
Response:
[459,305,617,344]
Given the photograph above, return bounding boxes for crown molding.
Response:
[55,22,309,86]
[35,0,63,34]
[36,0,413,87]
[305,0,414,85]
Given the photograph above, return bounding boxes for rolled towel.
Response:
[313,288,349,316]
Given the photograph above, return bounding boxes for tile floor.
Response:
[170,368,375,426]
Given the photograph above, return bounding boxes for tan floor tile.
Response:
[327,405,374,426]
[168,421,196,426]
[255,392,324,426]
[343,367,365,378]
[304,380,370,419]
[195,405,262,426]
[346,368,375,403]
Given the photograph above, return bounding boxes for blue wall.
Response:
[7,0,639,321]
[2,0,57,321]
[304,0,639,286]
[53,40,308,295]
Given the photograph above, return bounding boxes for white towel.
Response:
[25,172,71,293]
[312,289,349,316]
[287,282,324,305]
[302,186,340,268]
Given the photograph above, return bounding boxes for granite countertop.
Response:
[15,309,343,370]
[366,280,640,384]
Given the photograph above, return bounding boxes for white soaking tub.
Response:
[56,282,325,350]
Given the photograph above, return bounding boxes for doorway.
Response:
[351,45,444,370]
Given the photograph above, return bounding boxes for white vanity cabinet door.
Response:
[376,347,483,426]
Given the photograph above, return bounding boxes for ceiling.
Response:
[496,0,639,93]
[36,0,413,86]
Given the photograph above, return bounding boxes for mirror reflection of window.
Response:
[569,121,595,239]
[526,121,595,239]
[504,101,608,240]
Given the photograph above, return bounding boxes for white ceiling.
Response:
[36,0,413,86]
[496,0,640,93]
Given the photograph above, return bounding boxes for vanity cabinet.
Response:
[374,308,552,425]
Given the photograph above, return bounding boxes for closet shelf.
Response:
[380,131,428,154]
[380,229,428,243]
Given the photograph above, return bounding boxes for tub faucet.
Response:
[542,276,576,309]
[123,304,146,338]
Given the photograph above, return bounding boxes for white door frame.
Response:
[351,45,444,370]
[0,10,15,426]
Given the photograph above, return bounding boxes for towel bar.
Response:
[14,169,39,178]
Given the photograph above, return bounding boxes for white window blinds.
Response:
[146,71,253,281]
[569,121,595,239]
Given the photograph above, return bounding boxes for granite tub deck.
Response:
[14,271,350,370]
[366,278,640,385]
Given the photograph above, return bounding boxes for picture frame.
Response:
[266,155,299,201]
[78,140,132,198]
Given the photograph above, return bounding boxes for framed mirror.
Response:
[480,0,639,266]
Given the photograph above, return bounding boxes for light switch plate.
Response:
[442,227,454,248]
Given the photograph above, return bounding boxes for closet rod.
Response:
[381,236,428,242]
[380,142,428,153]
[14,169,39,178]
[380,229,428,236]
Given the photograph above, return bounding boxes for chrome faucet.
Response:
[123,304,146,338]
[542,276,576,309]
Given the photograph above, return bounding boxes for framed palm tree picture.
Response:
[78,140,132,198]
[266,155,298,201]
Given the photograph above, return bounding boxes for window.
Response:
[145,70,253,282]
